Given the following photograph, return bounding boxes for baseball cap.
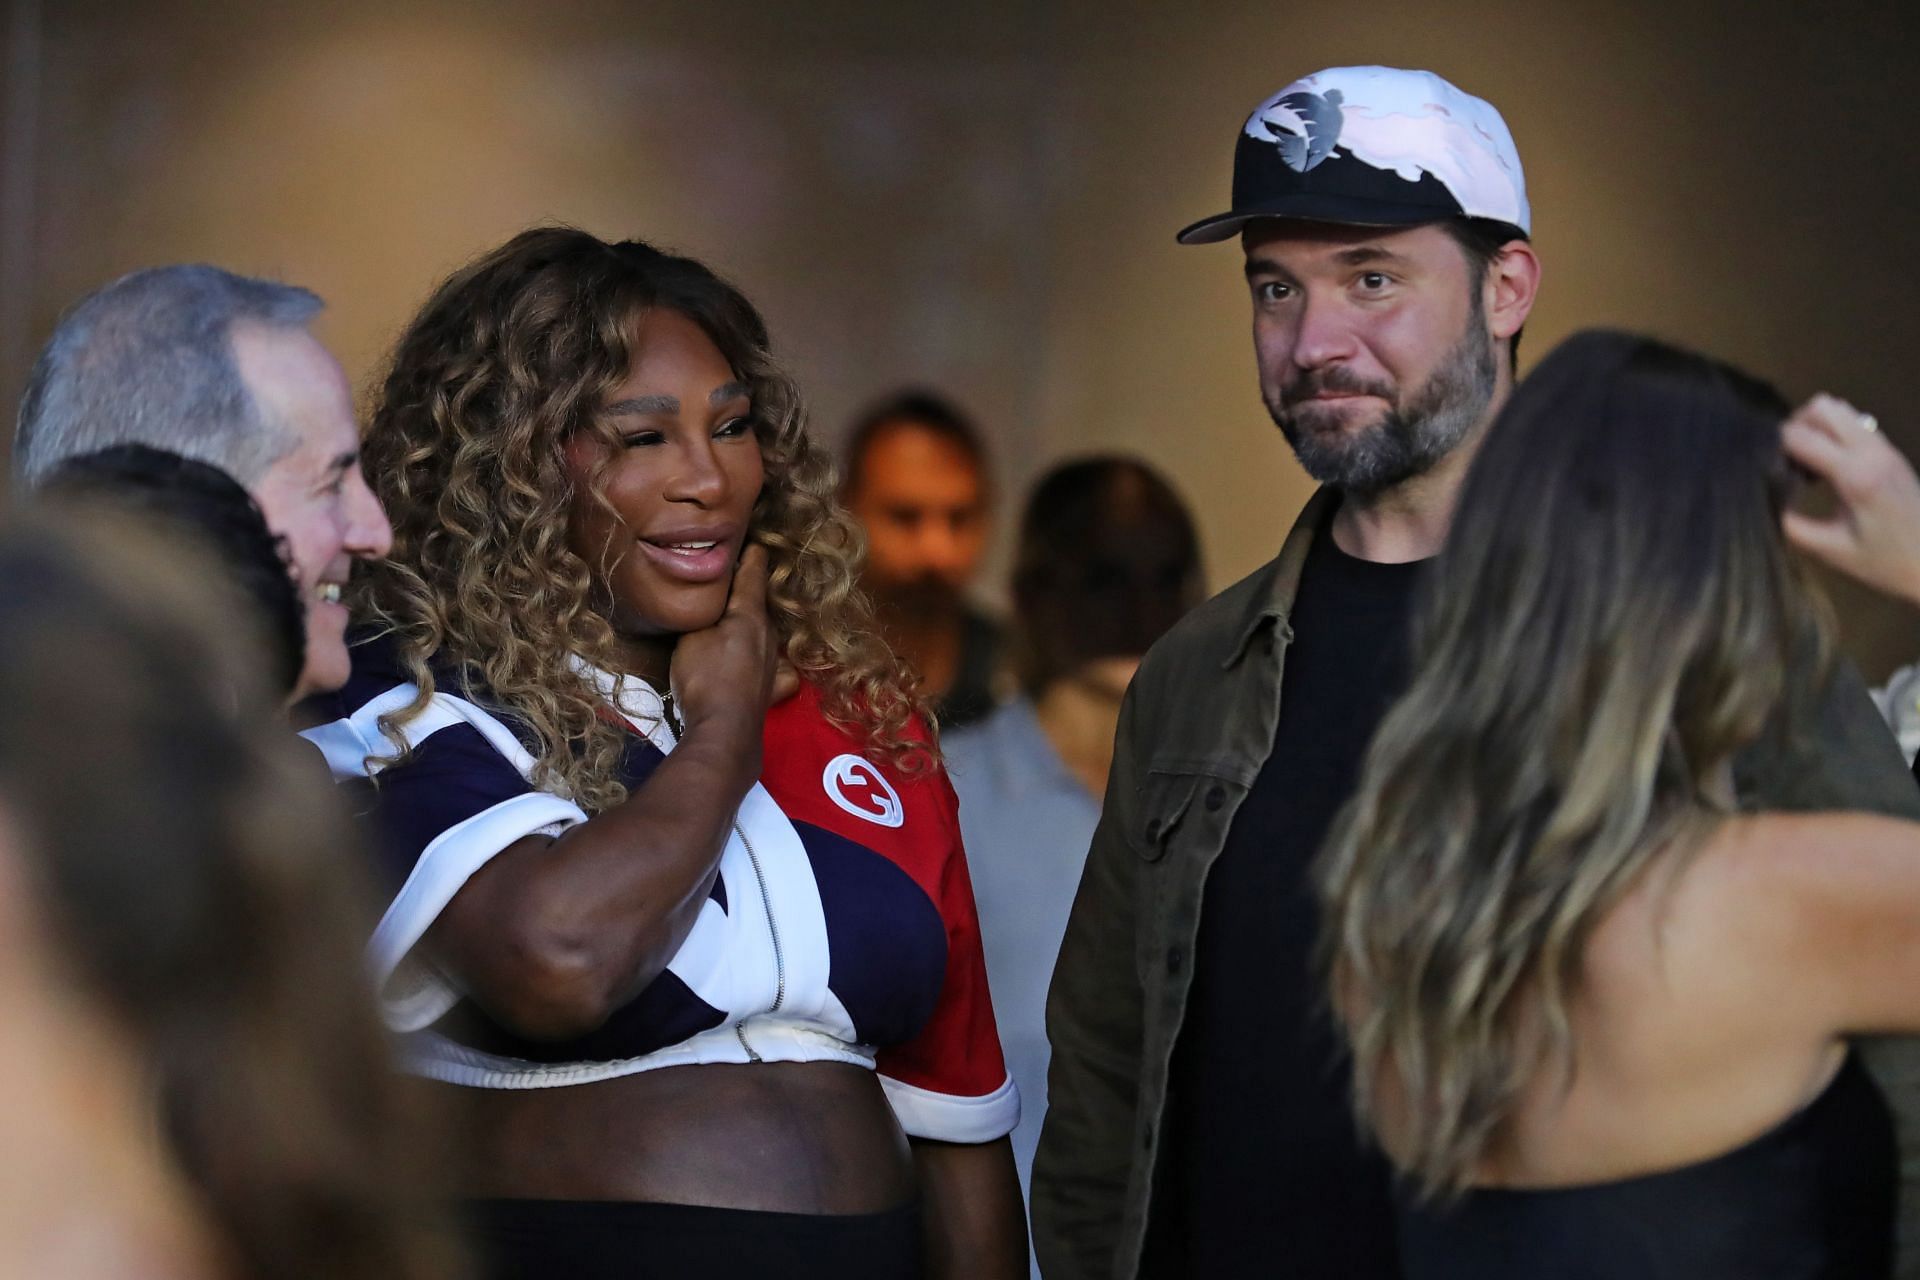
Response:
[1176,65,1530,245]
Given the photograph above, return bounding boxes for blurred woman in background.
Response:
[0,509,457,1279]
[305,227,1023,1279]
[1320,330,1920,1279]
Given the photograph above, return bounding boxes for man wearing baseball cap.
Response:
[1033,65,1920,1279]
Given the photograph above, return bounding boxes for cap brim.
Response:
[1175,192,1479,245]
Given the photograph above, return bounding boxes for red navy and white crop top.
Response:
[301,634,1019,1144]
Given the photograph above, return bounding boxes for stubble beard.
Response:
[1267,315,1499,500]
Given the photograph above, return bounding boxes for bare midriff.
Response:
[437,1060,917,1213]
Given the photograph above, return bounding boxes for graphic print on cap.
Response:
[1239,67,1529,234]
[1252,89,1344,173]
[823,753,906,828]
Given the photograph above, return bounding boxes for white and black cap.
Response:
[1176,65,1531,245]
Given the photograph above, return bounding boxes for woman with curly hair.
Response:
[1318,330,1920,1278]
[301,227,1024,1279]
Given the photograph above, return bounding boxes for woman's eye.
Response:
[715,415,756,439]
[620,430,665,448]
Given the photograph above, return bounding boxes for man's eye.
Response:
[1358,272,1391,292]
[1254,281,1292,303]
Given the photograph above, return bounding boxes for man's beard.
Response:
[1267,317,1498,499]
[872,574,965,623]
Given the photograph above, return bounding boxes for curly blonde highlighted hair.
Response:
[357,226,927,813]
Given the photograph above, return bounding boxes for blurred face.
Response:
[1244,220,1497,497]
[563,308,764,641]
[846,422,987,609]
[235,323,393,702]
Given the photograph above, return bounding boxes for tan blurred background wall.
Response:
[5,0,1917,675]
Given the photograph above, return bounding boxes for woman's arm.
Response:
[1781,395,1920,605]
[423,548,779,1041]
[1748,812,1920,1037]
[911,1136,1027,1280]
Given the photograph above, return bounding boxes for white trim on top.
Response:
[371,790,589,1031]
[880,1070,1021,1144]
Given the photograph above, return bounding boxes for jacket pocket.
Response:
[1134,769,1201,864]
[1131,768,1236,989]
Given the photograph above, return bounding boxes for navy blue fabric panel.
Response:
[348,722,542,883]
[438,967,727,1064]
[796,820,947,1047]
[615,730,669,790]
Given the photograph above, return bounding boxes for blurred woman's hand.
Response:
[1782,394,1920,606]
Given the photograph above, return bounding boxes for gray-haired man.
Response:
[15,265,391,699]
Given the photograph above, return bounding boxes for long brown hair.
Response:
[0,508,460,1278]
[357,227,925,812]
[1317,330,1832,1200]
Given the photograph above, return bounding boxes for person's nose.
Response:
[916,517,971,577]
[663,438,728,508]
[346,471,393,559]
[1290,291,1360,371]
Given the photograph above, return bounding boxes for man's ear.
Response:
[1485,240,1542,344]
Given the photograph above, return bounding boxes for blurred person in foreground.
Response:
[943,455,1203,1273]
[1321,330,1912,1278]
[842,390,1003,728]
[304,227,1023,1278]
[1034,64,1920,1280]
[43,445,307,701]
[0,508,458,1279]
[13,262,393,702]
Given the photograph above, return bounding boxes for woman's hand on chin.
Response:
[671,544,781,732]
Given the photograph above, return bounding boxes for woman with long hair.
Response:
[1319,329,1919,1277]
[302,226,1023,1278]
[0,509,458,1279]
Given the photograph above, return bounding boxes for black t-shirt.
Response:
[1147,529,1422,1278]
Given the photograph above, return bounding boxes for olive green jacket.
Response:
[1031,489,1920,1280]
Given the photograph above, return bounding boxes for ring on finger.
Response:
[1860,412,1880,433]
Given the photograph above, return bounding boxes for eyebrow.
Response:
[1243,245,1414,279]
[1331,245,1414,269]
[604,394,679,416]
[602,382,752,418]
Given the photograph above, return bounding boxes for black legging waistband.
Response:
[464,1196,924,1280]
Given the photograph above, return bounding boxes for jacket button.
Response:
[1204,785,1226,812]
[1166,947,1184,974]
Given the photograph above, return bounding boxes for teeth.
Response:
[666,541,717,552]
[318,583,343,605]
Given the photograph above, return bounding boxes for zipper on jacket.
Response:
[730,818,784,1062]
[658,697,785,1064]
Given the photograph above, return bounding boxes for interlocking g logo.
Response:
[822,753,904,828]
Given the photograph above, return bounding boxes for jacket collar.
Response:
[1224,486,1338,670]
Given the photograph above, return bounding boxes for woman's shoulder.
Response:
[1716,809,1920,875]
[1674,810,1920,973]
[762,680,953,819]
